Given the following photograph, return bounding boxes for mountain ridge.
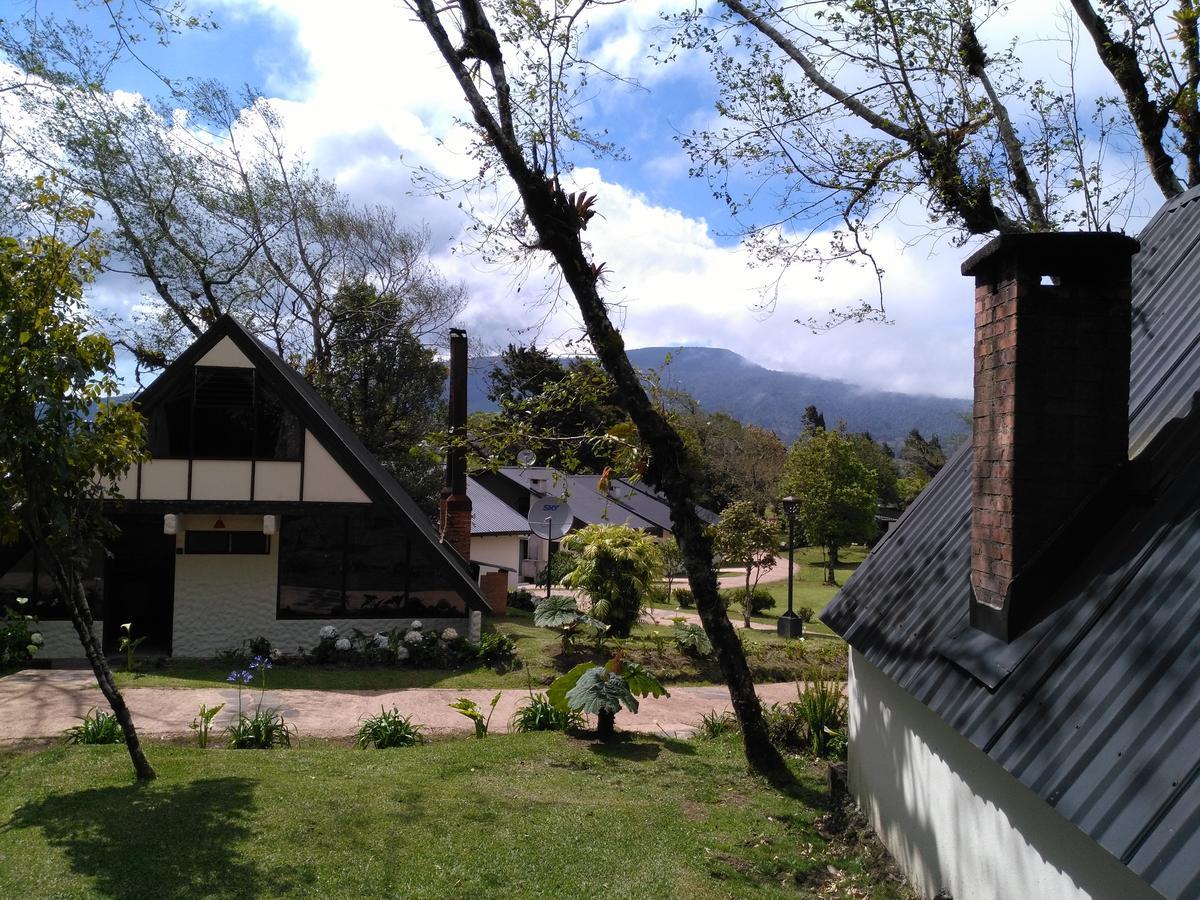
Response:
[469,345,970,448]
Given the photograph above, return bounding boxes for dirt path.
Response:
[0,669,805,742]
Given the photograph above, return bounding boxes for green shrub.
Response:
[227,708,295,749]
[644,584,669,608]
[533,552,577,588]
[719,587,776,615]
[476,632,518,669]
[63,708,124,745]
[673,620,713,657]
[764,677,847,757]
[507,589,536,612]
[672,588,694,609]
[697,709,738,739]
[356,708,425,749]
[0,602,42,666]
[509,692,585,733]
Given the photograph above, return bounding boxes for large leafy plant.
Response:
[560,524,662,637]
[549,654,668,740]
[533,594,605,654]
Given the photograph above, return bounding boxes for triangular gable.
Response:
[133,316,490,612]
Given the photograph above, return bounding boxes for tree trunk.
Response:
[743,568,752,628]
[596,708,615,741]
[51,552,157,781]
[411,0,792,786]
[826,544,839,586]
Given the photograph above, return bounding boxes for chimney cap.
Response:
[449,327,467,338]
[961,232,1139,278]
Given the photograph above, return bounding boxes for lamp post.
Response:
[545,515,553,601]
[777,496,804,638]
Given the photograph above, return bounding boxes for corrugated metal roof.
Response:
[467,477,529,535]
[822,184,1200,899]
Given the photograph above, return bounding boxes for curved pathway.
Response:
[0,669,806,743]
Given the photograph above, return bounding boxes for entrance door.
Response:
[104,515,176,655]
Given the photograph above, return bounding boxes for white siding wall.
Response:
[37,619,101,658]
[848,650,1159,900]
[170,513,463,656]
[471,535,521,589]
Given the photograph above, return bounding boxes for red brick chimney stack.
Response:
[440,328,472,562]
[961,233,1138,640]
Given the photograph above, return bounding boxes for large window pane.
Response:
[344,512,408,614]
[278,514,346,617]
[256,381,303,461]
[192,368,255,458]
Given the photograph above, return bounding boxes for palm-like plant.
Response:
[561,524,662,637]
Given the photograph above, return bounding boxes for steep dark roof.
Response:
[133,316,491,613]
[822,186,1200,899]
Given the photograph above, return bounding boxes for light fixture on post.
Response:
[163,514,178,536]
[262,515,277,536]
[777,496,804,638]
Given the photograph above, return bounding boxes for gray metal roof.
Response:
[822,184,1200,899]
[493,467,677,533]
[467,477,529,535]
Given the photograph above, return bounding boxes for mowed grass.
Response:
[0,733,911,900]
[652,545,869,636]
[113,605,847,692]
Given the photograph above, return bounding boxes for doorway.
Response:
[104,515,176,655]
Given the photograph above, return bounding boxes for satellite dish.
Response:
[516,449,537,467]
[528,496,573,540]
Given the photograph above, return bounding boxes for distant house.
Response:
[822,190,1200,899]
[467,476,529,590]
[473,466,717,583]
[0,317,492,658]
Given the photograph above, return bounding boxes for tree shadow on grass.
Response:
[587,733,698,762]
[6,777,308,899]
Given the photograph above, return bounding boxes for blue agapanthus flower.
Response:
[250,655,273,671]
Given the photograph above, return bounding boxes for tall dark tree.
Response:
[800,405,826,436]
[412,0,792,783]
[901,429,947,480]
[313,282,447,512]
[846,430,901,508]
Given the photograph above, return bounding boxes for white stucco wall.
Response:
[472,535,521,589]
[36,619,102,658]
[848,650,1160,900]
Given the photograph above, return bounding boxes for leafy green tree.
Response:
[846,431,901,508]
[561,525,662,637]
[709,501,778,628]
[669,404,787,512]
[484,345,628,471]
[901,429,947,480]
[313,281,447,511]
[0,220,156,780]
[659,536,685,598]
[781,430,877,585]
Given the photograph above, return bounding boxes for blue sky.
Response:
[14,0,1169,399]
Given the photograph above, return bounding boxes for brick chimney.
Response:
[962,233,1138,640]
[440,328,472,562]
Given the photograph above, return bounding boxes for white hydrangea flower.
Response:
[29,632,43,646]
[373,633,389,649]
[404,630,423,644]
[410,620,423,631]
[441,628,459,641]
[15,596,28,606]
[395,645,410,662]
[319,625,338,640]
[334,637,351,651]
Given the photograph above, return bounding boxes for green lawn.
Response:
[653,545,868,636]
[0,733,912,899]
[113,607,848,692]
